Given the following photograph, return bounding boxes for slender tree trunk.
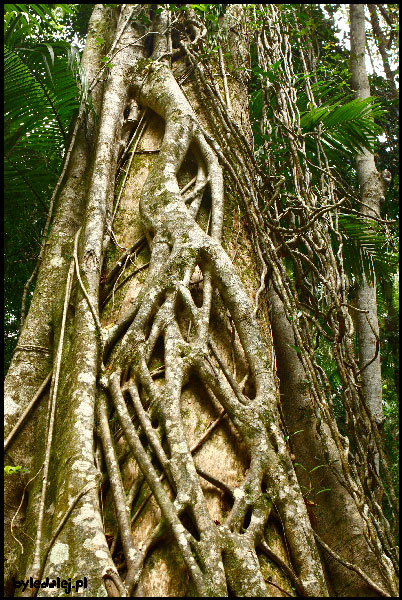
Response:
[380,278,399,397]
[350,3,386,465]
[367,4,397,93]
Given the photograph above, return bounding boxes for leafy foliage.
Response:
[336,213,398,285]
[4,465,29,475]
[301,97,385,158]
[4,4,73,46]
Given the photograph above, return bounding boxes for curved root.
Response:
[103,62,327,596]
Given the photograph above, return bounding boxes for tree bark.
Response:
[4,5,112,595]
[268,284,392,596]
[4,4,398,597]
[349,3,386,462]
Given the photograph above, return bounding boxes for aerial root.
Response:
[98,61,328,596]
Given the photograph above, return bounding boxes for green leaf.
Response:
[42,42,55,66]
[290,429,304,437]
[301,97,384,157]
[138,11,150,25]
[271,59,282,72]
[4,465,28,475]
[309,464,326,473]
[337,213,398,285]
[289,343,301,354]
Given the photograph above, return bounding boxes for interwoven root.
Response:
[101,61,326,596]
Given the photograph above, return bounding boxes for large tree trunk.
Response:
[4,5,397,597]
[268,285,392,596]
[4,5,111,595]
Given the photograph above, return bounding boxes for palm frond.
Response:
[336,213,398,285]
[301,97,384,157]
[4,4,73,46]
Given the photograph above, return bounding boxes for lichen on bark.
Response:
[4,4,398,598]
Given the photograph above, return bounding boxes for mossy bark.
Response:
[4,5,396,598]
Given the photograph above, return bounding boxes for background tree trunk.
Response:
[367,4,397,93]
[350,3,386,464]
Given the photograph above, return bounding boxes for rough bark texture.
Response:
[4,4,398,598]
[268,285,391,596]
[4,6,111,595]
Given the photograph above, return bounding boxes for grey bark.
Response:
[4,5,111,595]
[268,284,392,596]
[4,4,398,598]
[349,3,385,453]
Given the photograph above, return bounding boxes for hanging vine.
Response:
[5,4,398,598]
[176,3,398,592]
